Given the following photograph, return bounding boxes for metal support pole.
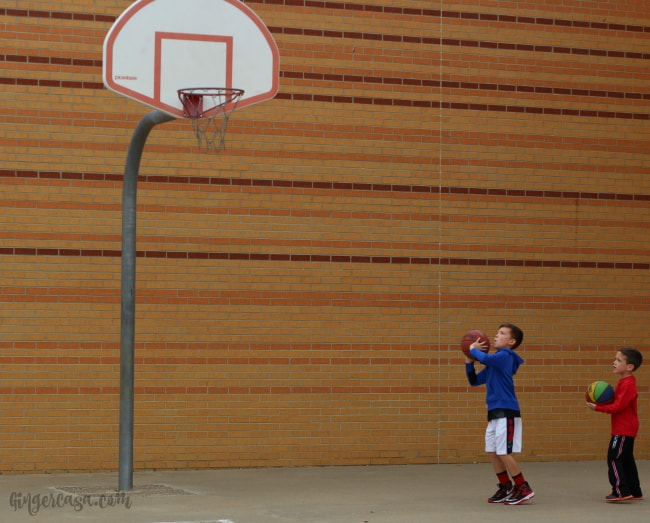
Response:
[119,110,174,492]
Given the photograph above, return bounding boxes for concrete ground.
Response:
[1,460,648,522]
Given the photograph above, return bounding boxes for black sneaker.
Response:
[504,482,535,505]
[488,482,513,503]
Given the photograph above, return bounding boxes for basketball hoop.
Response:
[178,87,244,151]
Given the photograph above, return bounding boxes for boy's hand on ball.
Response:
[586,402,596,410]
[470,337,488,352]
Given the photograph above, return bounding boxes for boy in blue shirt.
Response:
[465,322,535,505]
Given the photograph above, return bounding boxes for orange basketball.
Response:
[461,329,491,359]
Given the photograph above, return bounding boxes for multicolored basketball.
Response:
[460,329,491,359]
[586,381,615,405]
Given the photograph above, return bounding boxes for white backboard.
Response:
[103,0,280,117]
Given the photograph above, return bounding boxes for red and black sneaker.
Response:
[504,482,535,505]
[488,482,513,503]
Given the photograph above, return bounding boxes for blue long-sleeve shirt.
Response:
[466,348,524,414]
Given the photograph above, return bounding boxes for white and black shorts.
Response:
[485,411,522,455]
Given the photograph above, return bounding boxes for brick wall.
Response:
[0,0,648,473]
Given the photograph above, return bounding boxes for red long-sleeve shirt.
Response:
[595,375,639,437]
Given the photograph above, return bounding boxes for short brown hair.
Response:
[500,322,524,349]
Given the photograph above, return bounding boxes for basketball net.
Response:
[177,88,244,151]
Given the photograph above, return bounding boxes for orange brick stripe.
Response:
[0,355,113,363]
[0,8,113,22]
[0,343,624,355]
[0,385,469,395]
[6,52,647,104]
[0,249,648,269]
[3,75,646,119]
[6,0,650,41]
[6,3,650,31]
[4,19,649,118]
[7,383,649,396]
[272,27,650,61]
[1,355,435,366]
[249,1,435,16]
[0,341,614,353]
[2,231,648,259]
[1,288,649,309]
[1,54,102,68]
[2,169,649,202]
[281,70,650,101]
[252,1,648,26]
[0,77,103,89]
[275,93,650,119]
[0,138,432,162]
[4,112,650,158]
[0,247,650,270]
[0,384,597,396]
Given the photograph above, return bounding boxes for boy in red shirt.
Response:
[587,347,643,502]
